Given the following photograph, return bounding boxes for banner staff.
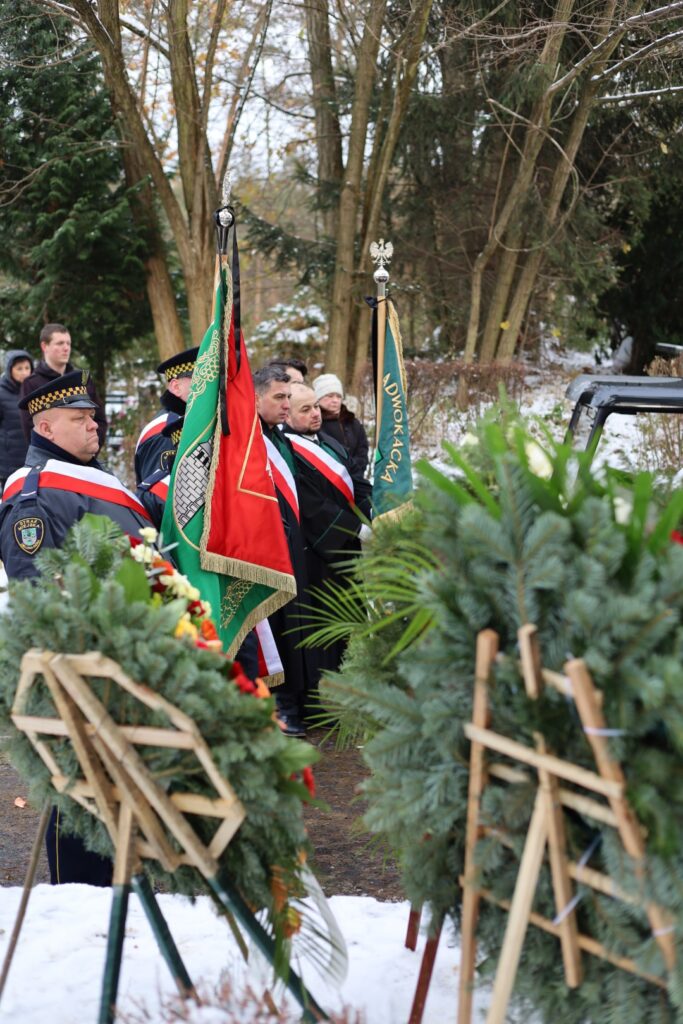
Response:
[368,239,413,518]
[213,170,242,436]
[370,238,393,453]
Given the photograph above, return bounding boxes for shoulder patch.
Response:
[160,448,177,473]
[14,517,45,555]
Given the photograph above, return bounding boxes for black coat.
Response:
[0,349,33,483]
[283,426,371,678]
[261,421,316,702]
[319,405,369,477]
[20,360,107,446]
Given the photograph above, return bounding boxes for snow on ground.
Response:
[0,886,495,1023]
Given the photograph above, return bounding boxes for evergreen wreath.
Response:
[0,515,319,960]
[316,410,683,1022]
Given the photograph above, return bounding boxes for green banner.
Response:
[374,299,413,518]
[161,262,295,658]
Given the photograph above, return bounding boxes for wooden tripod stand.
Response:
[9,649,327,1024]
[405,625,676,1024]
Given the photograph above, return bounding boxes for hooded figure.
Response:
[0,349,34,485]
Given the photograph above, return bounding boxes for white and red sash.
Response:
[136,412,172,451]
[263,435,300,523]
[2,461,152,521]
[254,618,284,681]
[288,434,354,504]
[150,475,170,502]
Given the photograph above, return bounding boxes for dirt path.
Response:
[0,733,403,900]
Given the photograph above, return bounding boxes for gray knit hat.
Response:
[313,373,344,400]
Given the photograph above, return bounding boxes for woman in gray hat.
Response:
[313,373,369,477]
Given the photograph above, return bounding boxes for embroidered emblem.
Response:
[14,517,44,554]
[160,448,176,472]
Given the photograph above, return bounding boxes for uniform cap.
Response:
[19,369,97,416]
[156,347,199,383]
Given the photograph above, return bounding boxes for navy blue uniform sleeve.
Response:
[135,435,175,486]
[136,486,166,531]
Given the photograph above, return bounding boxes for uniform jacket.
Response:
[136,469,169,529]
[319,405,369,477]
[20,360,107,446]
[134,392,184,484]
[0,436,151,581]
[0,350,33,483]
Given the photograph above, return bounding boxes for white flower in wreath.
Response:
[131,544,154,566]
[525,441,553,480]
[139,527,159,545]
[461,432,479,447]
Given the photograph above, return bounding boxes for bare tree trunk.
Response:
[325,0,387,378]
[461,0,576,366]
[348,0,434,388]
[64,0,228,348]
[305,0,344,240]
[495,0,640,363]
[478,225,522,363]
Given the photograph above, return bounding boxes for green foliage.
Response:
[0,2,152,377]
[0,516,318,956]
[323,409,683,1020]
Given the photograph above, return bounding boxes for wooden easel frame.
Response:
[458,625,675,1024]
[406,626,675,1024]
[8,649,326,1024]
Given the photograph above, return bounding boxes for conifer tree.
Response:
[0,2,152,387]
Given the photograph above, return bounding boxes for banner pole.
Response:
[370,239,393,451]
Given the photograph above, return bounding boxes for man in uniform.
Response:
[0,370,152,882]
[283,382,371,678]
[134,346,198,484]
[253,365,315,737]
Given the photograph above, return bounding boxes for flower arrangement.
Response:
[0,514,322,962]
[128,527,221,648]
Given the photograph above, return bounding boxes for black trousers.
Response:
[46,807,112,886]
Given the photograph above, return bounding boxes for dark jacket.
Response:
[134,391,184,484]
[0,349,33,483]
[282,425,371,679]
[0,434,150,581]
[20,360,107,446]
[318,404,369,477]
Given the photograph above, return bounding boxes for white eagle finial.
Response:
[370,239,393,268]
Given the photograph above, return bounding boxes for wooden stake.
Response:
[458,629,499,1024]
[486,792,548,1024]
[519,625,544,699]
[566,659,676,971]
[536,733,582,987]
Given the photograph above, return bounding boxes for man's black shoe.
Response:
[278,710,306,738]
